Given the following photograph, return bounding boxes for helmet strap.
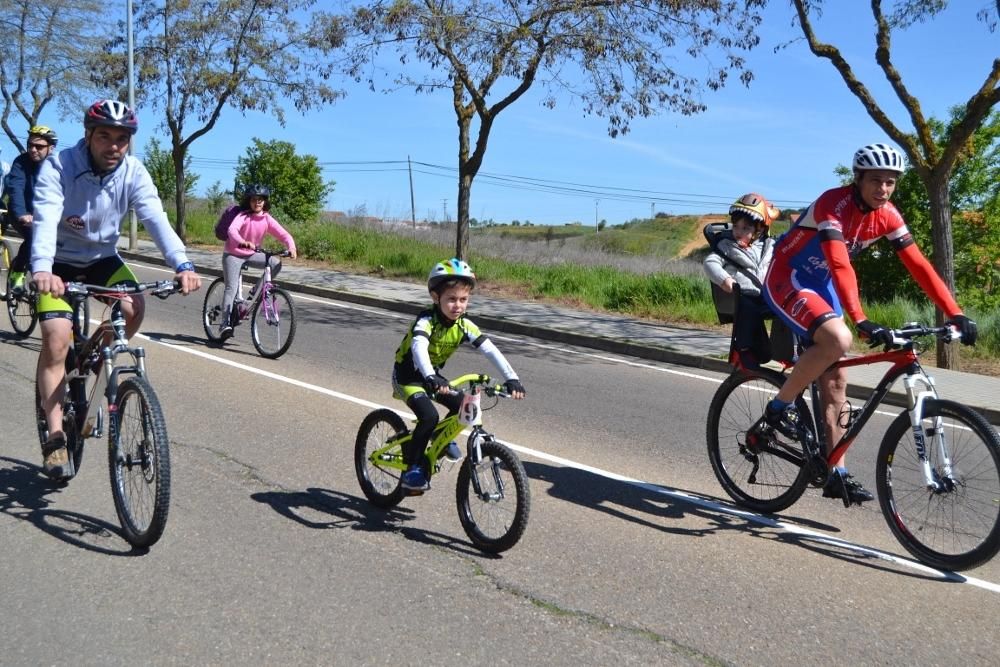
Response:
[850,182,875,214]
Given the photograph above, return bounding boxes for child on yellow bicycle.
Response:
[392,258,525,494]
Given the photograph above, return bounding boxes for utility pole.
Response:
[407,155,416,228]
[442,199,448,224]
[127,0,137,249]
[595,199,600,232]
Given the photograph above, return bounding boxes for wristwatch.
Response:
[175,261,195,273]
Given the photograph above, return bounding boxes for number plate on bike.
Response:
[458,391,482,426]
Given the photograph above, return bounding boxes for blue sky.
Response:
[6,2,997,226]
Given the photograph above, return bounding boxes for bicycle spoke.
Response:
[877,399,1000,571]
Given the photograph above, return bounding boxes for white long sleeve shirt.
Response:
[31,139,189,273]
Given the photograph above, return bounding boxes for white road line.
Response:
[137,330,1000,593]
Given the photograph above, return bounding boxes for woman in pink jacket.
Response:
[220,184,297,339]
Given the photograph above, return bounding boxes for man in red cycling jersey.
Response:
[761,143,977,505]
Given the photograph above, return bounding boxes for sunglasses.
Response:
[27,143,50,150]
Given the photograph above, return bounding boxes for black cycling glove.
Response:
[503,379,525,396]
[946,314,978,346]
[856,320,894,348]
[422,373,450,395]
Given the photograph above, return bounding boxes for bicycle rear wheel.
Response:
[109,377,171,548]
[456,438,530,553]
[876,399,1000,571]
[251,286,296,358]
[707,369,814,513]
[0,239,12,300]
[354,409,407,508]
[201,277,226,342]
[6,271,36,338]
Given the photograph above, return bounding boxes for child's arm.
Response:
[476,337,525,396]
[410,324,450,394]
[703,252,735,292]
[265,213,297,258]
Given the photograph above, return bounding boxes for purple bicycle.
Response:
[201,248,296,358]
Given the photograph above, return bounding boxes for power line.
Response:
[174,154,813,210]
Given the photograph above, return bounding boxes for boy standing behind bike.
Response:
[392,259,525,494]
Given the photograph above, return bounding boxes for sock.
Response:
[766,398,791,413]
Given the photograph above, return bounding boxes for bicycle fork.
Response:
[466,428,506,502]
[901,369,955,493]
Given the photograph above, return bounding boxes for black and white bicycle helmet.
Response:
[853,143,905,173]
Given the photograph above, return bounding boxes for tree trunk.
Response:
[455,169,473,260]
[927,173,957,370]
[172,146,187,241]
[454,106,473,260]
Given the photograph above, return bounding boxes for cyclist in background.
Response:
[392,259,526,494]
[31,99,201,480]
[760,142,977,504]
[219,184,296,340]
[3,125,59,293]
[703,193,778,370]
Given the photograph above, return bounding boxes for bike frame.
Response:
[803,328,955,492]
[62,283,164,442]
[234,249,284,324]
[371,373,501,473]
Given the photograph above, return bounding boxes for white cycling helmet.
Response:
[428,258,476,291]
[853,143,905,173]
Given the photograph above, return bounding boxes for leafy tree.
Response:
[204,181,231,214]
[142,137,197,202]
[0,0,103,150]
[338,0,765,259]
[97,0,345,239]
[789,0,1000,368]
[851,109,1000,312]
[233,138,334,223]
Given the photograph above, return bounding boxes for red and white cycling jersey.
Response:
[763,185,959,338]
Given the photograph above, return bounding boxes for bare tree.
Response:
[99,0,345,239]
[338,0,766,259]
[789,0,1000,369]
[0,0,103,150]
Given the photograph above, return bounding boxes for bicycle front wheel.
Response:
[201,277,226,342]
[707,369,814,513]
[456,438,530,553]
[0,239,12,300]
[108,377,171,548]
[355,409,407,508]
[251,287,296,358]
[876,399,1000,571]
[6,272,36,338]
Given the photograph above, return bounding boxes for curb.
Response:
[120,247,1000,424]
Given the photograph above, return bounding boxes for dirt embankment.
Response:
[677,214,728,257]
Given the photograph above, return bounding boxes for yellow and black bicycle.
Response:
[355,373,531,553]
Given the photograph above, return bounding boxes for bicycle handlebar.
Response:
[64,280,181,300]
[887,322,963,348]
[447,372,511,399]
[253,247,292,258]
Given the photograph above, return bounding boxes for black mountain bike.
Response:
[36,281,179,547]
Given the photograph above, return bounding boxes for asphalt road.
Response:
[2,260,999,666]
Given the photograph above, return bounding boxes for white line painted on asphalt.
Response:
[136,329,1000,594]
